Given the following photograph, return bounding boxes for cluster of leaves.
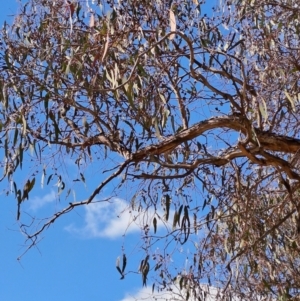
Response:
[1,0,300,300]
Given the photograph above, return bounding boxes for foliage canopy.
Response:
[1,0,300,299]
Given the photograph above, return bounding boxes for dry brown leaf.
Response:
[67,1,75,17]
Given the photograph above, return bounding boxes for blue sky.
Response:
[0,1,223,301]
[0,2,156,301]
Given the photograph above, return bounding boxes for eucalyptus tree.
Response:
[1,0,300,300]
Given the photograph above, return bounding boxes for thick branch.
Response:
[132,115,300,161]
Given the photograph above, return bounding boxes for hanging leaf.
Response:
[259,98,268,122]
[116,256,124,279]
[179,276,184,290]
[80,172,85,183]
[64,58,72,75]
[284,90,296,112]
[154,117,162,139]
[22,114,27,137]
[193,213,197,234]
[142,261,149,286]
[122,254,127,275]
[138,259,145,273]
[153,217,157,234]
[140,255,150,287]
[89,13,95,28]
[169,10,176,40]
[16,189,22,220]
[22,178,35,201]
[177,205,183,226]
[161,109,170,129]
[28,178,36,192]
[172,211,179,229]
[101,33,109,62]
[184,205,189,219]
[47,174,53,185]
[164,194,171,221]
[180,206,191,244]
[16,178,35,220]
[202,198,207,211]
[13,128,19,147]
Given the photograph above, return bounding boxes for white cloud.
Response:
[119,286,172,301]
[119,285,246,301]
[27,190,56,211]
[65,197,172,239]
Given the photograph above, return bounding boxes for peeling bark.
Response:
[133,115,300,161]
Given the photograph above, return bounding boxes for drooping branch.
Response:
[23,159,132,250]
